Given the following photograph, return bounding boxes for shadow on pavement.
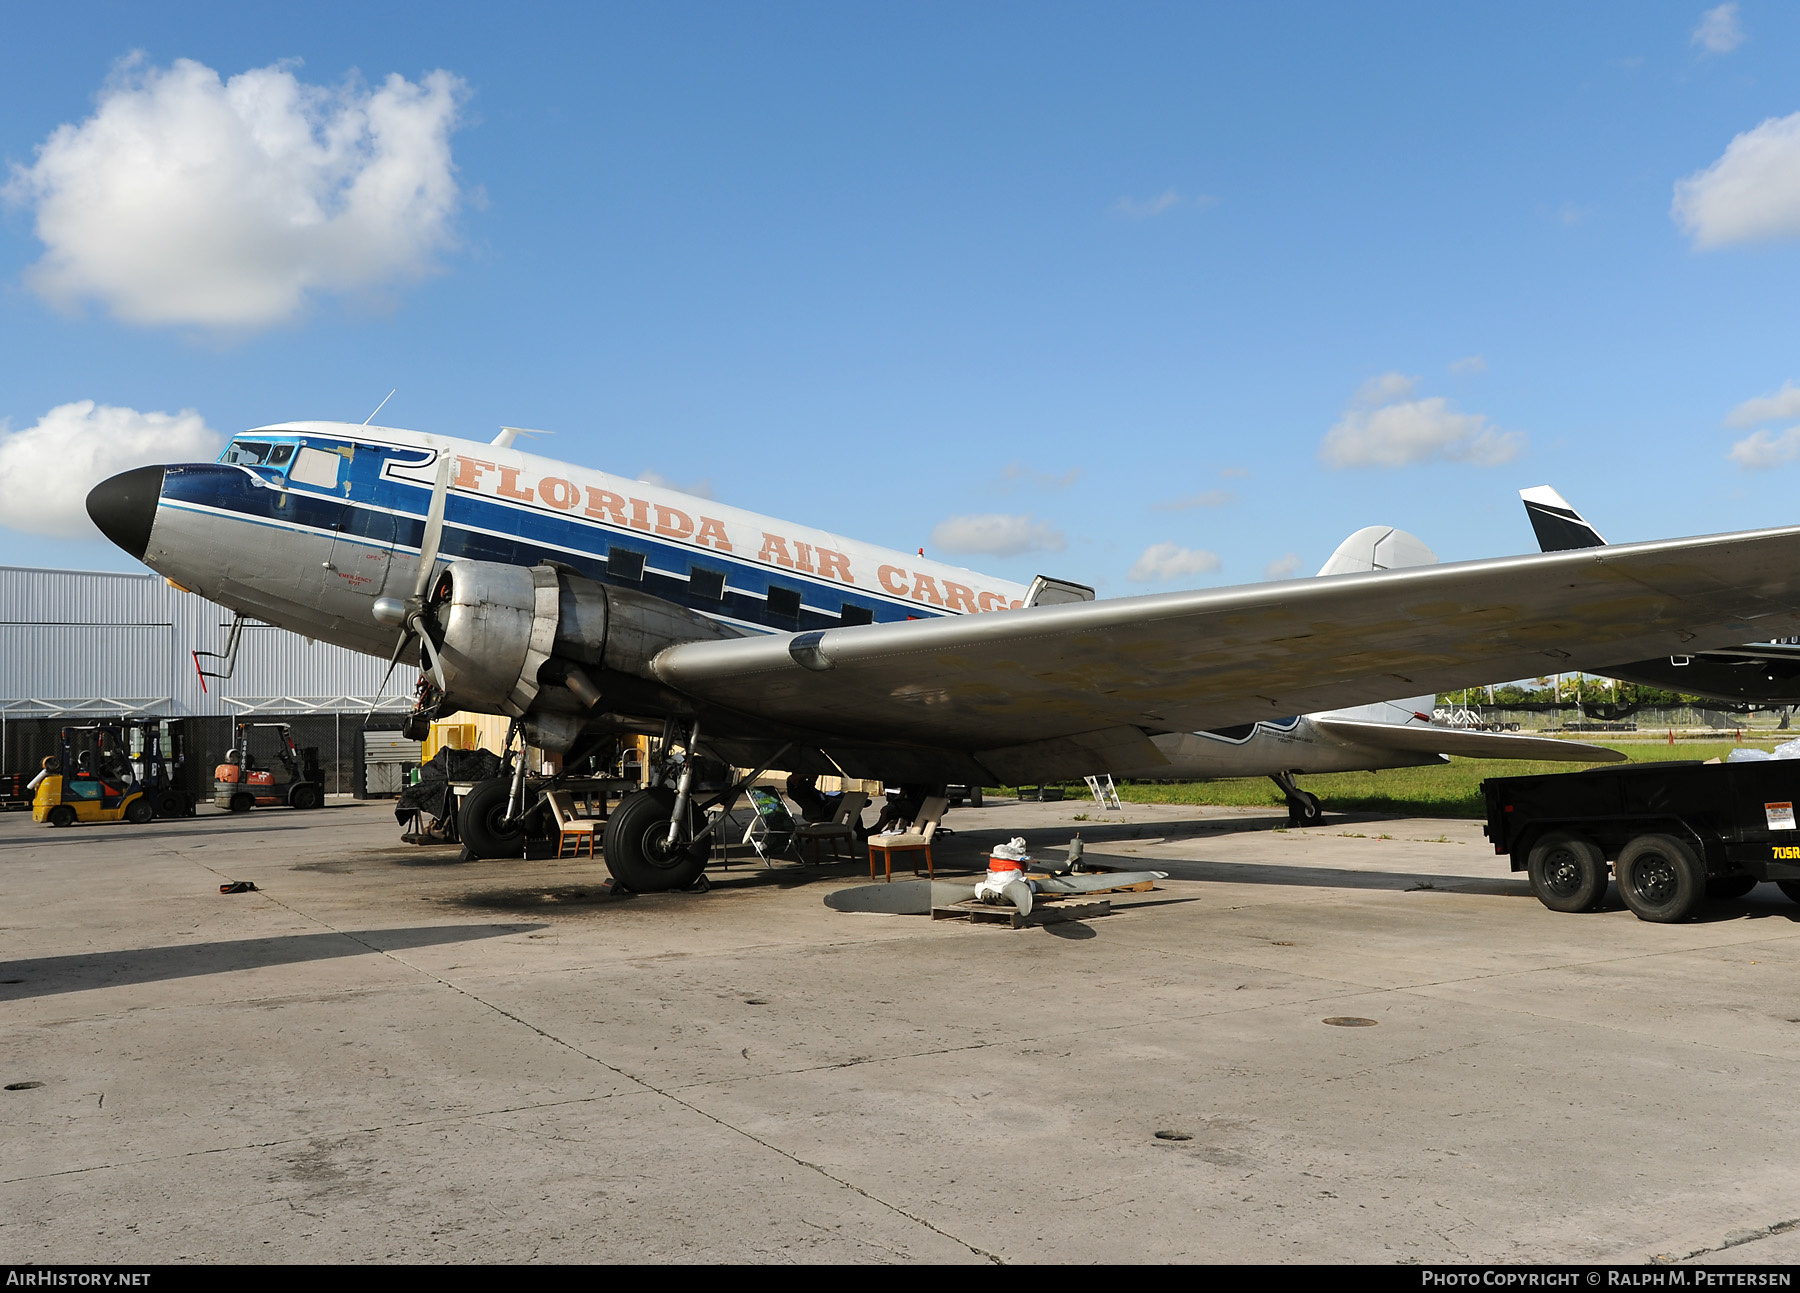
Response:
[0,923,542,1000]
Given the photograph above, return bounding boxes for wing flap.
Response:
[1311,718,1625,763]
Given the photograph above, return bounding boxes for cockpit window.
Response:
[221,440,295,467]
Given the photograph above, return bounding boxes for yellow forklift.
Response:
[213,722,324,812]
[31,724,154,827]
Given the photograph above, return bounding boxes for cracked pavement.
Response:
[4,796,1800,1263]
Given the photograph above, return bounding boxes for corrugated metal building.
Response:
[0,565,414,792]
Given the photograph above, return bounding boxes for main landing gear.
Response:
[1270,770,1323,827]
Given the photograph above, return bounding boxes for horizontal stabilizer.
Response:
[1313,717,1624,763]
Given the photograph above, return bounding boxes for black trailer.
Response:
[1483,760,1800,922]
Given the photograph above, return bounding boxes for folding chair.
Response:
[546,789,599,859]
[866,795,949,881]
[794,791,868,863]
[742,786,799,867]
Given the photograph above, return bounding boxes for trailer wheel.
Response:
[1705,873,1758,900]
[1526,832,1608,912]
[1615,833,1706,923]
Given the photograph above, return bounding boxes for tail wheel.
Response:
[47,804,76,828]
[602,788,708,892]
[1616,833,1706,923]
[1526,832,1608,912]
[124,797,154,825]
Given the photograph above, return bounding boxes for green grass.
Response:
[1019,741,1785,819]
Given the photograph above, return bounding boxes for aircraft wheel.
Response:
[47,805,76,828]
[1706,873,1759,900]
[1287,790,1323,828]
[602,788,708,892]
[1616,833,1705,924]
[458,778,527,860]
[124,797,154,825]
[1526,832,1607,912]
[289,783,321,811]
[229,793,254,813]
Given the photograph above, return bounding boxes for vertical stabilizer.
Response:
[1520,485,1606,551]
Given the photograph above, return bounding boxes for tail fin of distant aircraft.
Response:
[1315,525,1438,577]
[1315,526,1438,723]
[1520,485,1606,552]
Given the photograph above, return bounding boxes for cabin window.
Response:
[689,567,726,602]
[608,548,646,582]
[289,447,341,489]
[766,586,801,620]
[839,604,873,626]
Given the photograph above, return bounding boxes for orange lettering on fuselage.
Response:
[695,516,733,551]
[942,580,978,613]
[453,456,494,490]
[628,497,651,531]
[760,534,795,567]
[816,549,853,584]
[878,564,908,595]
[977,591,1006,612]
[495,465,534,502]
[583,487,629,526]
[654,505,693,539]
[910,572,945,606]
[539,477,578,510]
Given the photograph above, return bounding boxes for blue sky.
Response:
[4,2,1800,592]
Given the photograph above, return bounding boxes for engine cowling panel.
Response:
[425,559,743,724]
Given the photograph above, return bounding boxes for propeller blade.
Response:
[1001,879,1033,919]
[412,613,448,693]
[412,453,451,602]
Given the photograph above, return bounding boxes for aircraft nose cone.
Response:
[86,465,165,561]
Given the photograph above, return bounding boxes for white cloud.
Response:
[1151,488,1234,512]
[1730,427,1800,470]
[929,513,1065,557]
[1693,3,1745,54]
[1319,373,1523,469]
[1726,380,1800,427]
[1127,542,1221,584]
[638,469,715,500]
[1449,355,1487,375]
[1672,111,1800,248]
[1264,553,1303,580]
[5,57,466,327]
[1111,190,1219,219]
[0,401,220,538]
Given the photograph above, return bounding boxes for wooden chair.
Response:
[794,791,868,863]
[866,795,949,881]
[546,789,599,859]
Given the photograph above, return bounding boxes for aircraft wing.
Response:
[1309,718,1625,763]
[653,525,1800,770]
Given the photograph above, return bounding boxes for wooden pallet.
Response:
[930,897,1112,929]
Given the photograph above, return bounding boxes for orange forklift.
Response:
[213,722,324,812]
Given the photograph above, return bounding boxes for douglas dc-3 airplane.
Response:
[82,422,1800,890]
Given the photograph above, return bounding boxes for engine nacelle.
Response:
[427,558,741,720]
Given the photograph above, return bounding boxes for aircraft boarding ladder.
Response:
[1084,774,1123,812]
